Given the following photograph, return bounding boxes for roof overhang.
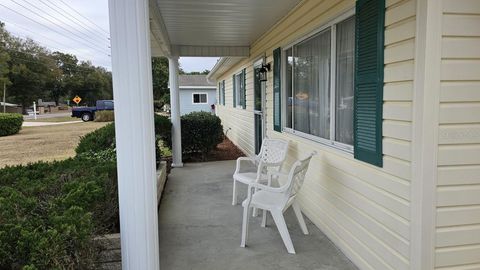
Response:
[149,0,302,58]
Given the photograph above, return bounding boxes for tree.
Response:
[182,69,210,75]
[0,22,113,110]
[151,57,169,110]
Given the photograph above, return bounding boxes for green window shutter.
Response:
[218,82,221,104]
[222,80,225,105]
[232,75,236,108]
[273,47,282,132]
[354,0,385,167]
[242,68,247,109]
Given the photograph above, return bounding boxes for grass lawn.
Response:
[24,116,78,122]
[0,122,108,168]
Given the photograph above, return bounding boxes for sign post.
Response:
[33,101,37,120]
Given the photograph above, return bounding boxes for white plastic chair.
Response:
[240,152,316,254]
[232,138,289,206]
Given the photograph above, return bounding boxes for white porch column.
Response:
[169,56,183,167]
[108,0,159,269]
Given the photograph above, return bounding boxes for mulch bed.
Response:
[183,137,245,163]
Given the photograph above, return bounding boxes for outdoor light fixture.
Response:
[258,62,271,82]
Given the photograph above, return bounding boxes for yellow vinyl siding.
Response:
[434,0,480,268]
[216,0,417,269]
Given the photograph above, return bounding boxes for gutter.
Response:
[206,57,229,84]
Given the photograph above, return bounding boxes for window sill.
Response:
[282,128,354,154]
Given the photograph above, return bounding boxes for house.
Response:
[108,0,480,269]
[171,75,217,115]
[0,102,22,114]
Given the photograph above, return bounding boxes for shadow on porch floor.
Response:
[158,160,358,270]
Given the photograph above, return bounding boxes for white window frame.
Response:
[234,71,244,109]
[281,9,355,153]
[192,92,208,104]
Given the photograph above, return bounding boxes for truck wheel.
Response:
[81,113,92,122]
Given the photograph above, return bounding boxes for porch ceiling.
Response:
[149,0,302,57]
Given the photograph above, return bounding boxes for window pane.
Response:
[200,94,207,103]
[293,29,331,139]
[335,16,355,145]
[193,94,200,103]
[285,48,293,128]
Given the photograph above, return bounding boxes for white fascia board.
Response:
[149,0,171,57]
[171,45,249,57]
[207,57,245,83]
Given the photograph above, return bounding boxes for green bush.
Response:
[180,112,223,159]
[0,113,23,136]
[94,110,115,122]
[76,123,115,154]
[0,158,118,269]
[76,119,165,166]
[154,114,172,147]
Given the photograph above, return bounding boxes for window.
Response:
[233,70,246,109]
[104,101,114,109]
[192,93,208,104]
[283,15,355,150]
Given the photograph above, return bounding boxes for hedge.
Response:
[76,115,171,166]
[76,123,116,154]
[154,114,172,147]
[180,112,223,159]
[94,110,115,122]
[0,158,118,269]
[0,113,23,136]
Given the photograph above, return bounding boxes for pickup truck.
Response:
[72,100,114,121]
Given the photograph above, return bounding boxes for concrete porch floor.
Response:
[158,160,358,270]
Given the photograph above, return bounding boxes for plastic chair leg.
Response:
[292,201,309,235]
[241,205,251,247]
[232,179,237,205]
[261,210,267,227]
[271,210,295,254]
[252,187,259,217]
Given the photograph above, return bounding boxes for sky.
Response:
[0,0,218,72]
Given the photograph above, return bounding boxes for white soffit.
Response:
[154,0,302,48]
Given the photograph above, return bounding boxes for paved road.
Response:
[23,112,72,120]
[22,120,82,127]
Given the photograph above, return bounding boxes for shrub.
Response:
[94,110,115,122]
[154,114,172,147]
[76,119,164,166]
[0,113,23,136]
[76,123,115,154]
[180,112,223,159]
[0,158,118,269]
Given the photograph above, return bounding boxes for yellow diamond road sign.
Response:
[73,96,82,105]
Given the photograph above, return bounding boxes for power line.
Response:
[57,0,109,35]
[2,19,100,61]
[38,0,109,44]
[17,0,108,47]
[1,1,110,56]
[8,0,110,53]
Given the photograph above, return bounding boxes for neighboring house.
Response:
[171,75,216,115]
[0,102,22,114]
[108,0,480,269]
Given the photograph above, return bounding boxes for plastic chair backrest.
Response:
[286,152,316,197]
[257,138,289,166]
